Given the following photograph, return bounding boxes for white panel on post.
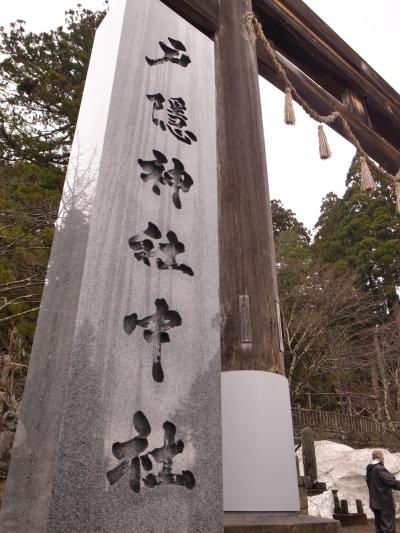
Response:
[0,1,223,532]
[221,371,299,512]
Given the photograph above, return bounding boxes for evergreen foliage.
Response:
[271,198,311,244]
[314,156,400,310]
[0,161,63,344]
[0,6,107,166]
[312,157,400,424]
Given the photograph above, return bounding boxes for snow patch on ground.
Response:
[297,440,400,519]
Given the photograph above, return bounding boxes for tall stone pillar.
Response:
[0,1,222,531]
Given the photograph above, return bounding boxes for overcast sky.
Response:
[1,0,399,230]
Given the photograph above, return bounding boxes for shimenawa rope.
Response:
[245,12,400,210]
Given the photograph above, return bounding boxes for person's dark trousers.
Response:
[373,508,396,533]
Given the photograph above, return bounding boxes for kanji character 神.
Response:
[138,150,193,209]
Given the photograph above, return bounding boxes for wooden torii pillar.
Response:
[216,0,283,374]
[215,0,299,514]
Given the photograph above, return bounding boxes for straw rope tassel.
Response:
[360,157,375,192]
[318,124,331,160]
[284,88,296,125]
[395,169,400,215]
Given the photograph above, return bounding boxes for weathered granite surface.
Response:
[0,1,222,531]
[0,1,127,529]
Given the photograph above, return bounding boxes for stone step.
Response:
[224,512,341,532]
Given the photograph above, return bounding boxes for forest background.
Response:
[0,6,399,440]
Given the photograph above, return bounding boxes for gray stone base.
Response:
[224,513,341,532]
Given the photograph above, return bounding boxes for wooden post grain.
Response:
[215,0,284,374]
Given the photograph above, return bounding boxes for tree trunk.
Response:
[370,362,382,420]
[374,326,392,428]
[392,295,400,337]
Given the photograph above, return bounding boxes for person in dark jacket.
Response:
[366,450,400,533]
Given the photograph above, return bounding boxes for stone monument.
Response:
[0,1,222,531]
[302,427,318,485]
